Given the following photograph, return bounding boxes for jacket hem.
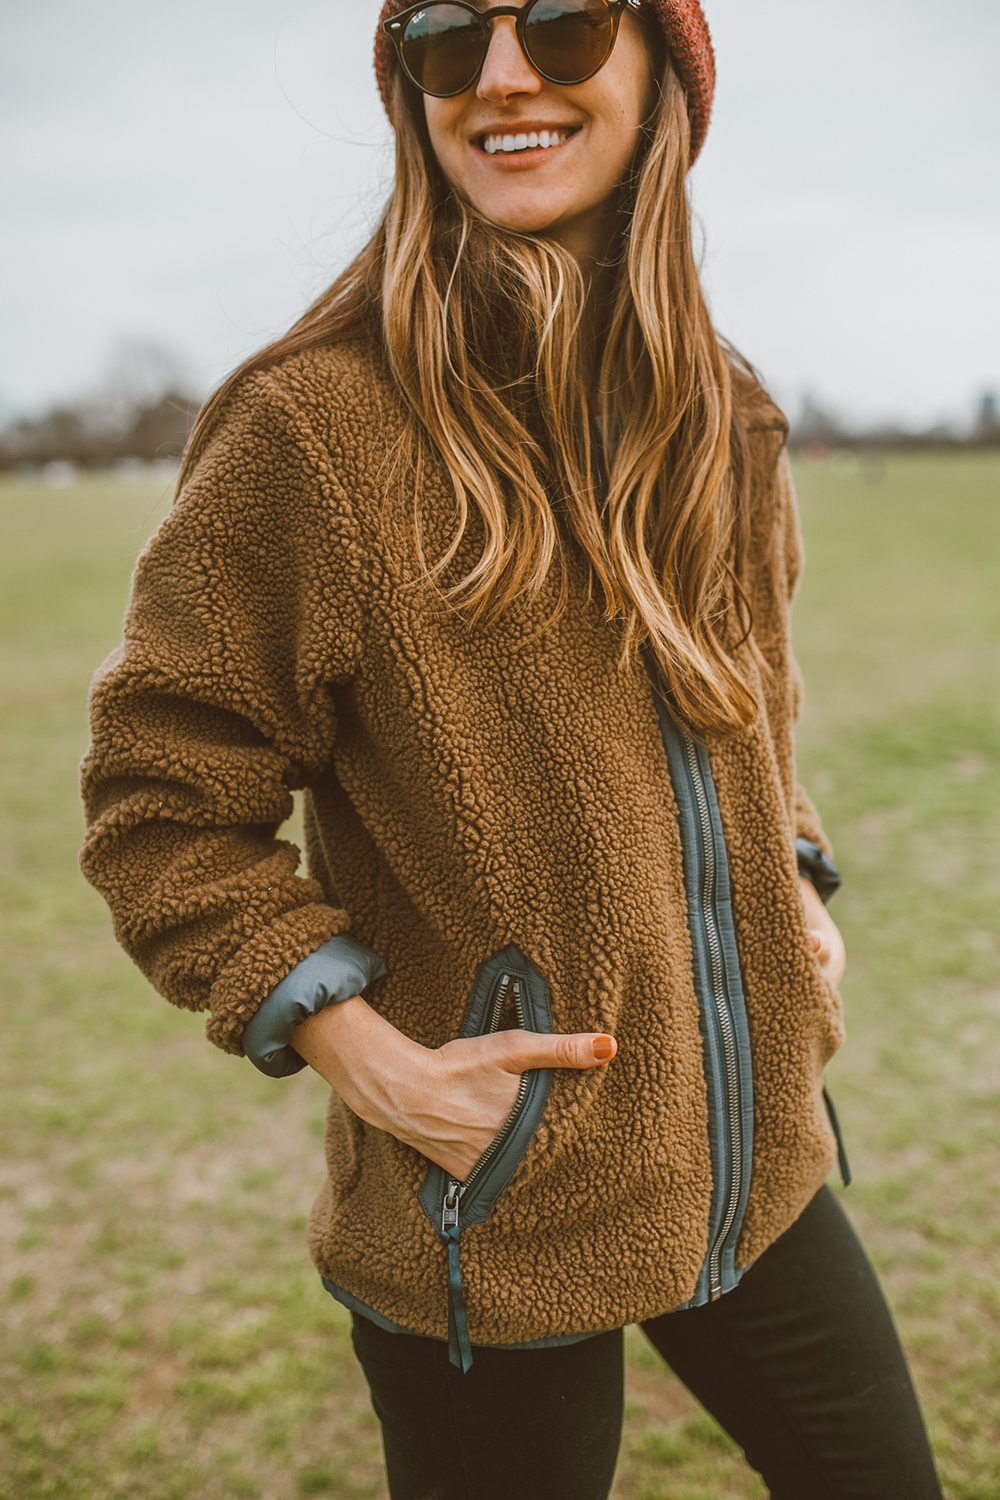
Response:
[321,1277,605,1350]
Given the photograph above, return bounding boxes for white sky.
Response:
[2,0,998,428]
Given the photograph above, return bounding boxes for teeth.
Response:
[483,129,566,154]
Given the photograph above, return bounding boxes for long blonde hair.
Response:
[182,56,764,736]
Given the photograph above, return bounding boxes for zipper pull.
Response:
[442,1179,462,1233]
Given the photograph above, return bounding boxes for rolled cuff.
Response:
[796,837,842,905]
[242,934,388,1078]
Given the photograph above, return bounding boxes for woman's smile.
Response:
[479,124,580,155]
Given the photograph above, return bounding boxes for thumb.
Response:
[495,1030,618,1074]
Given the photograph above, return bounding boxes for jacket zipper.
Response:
[442,974,531,1233]
[683,732,745,1301]
[438,968,540,1374]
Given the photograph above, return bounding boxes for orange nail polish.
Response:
[592,1036,615,1061]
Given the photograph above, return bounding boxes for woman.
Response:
[82,1,943,1495]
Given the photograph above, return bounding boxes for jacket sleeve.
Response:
[751,446,838,874]
[80,373,374,1056]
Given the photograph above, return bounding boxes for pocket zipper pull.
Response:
[441,1183,473,1373]
[442,1179,462,1233]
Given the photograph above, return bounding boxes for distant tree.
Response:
[0,338,200,471]
[974,390,1000,444]
[789,391,851,449]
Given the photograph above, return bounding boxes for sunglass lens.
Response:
[400,5,486,97]
[524,0,615,84]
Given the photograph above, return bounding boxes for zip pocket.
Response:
[418,943,554,1371]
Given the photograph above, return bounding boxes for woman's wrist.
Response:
[291,995,430,1135]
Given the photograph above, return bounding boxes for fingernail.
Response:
[592,1036,615,1062]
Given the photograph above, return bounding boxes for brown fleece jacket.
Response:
[81,342,842,1346]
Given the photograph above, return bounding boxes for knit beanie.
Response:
[374,1,715,163]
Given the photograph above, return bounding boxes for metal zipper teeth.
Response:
[683,733,744,1301]
[443,975,530,1229]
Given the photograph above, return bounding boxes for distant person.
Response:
[81,2,943,1495]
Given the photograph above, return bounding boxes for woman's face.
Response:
[422,3,656,252]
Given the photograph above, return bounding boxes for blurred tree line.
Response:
[0,340,199,473]
[790,389,1000,452]
[3,338,997,474]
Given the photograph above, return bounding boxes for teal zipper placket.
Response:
[645,663,756,1304]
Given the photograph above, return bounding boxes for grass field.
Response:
[1,453,998,1499]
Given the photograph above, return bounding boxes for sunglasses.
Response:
[383,0,642,100]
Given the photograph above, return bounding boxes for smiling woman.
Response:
[80,2,941,1497]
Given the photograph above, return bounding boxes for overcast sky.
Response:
[2,0,998,428]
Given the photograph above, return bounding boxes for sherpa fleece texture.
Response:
[81,341,842,1348]
[374,0,716,164]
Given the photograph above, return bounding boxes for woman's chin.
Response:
[477,204,565,236]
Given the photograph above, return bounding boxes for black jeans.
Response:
[350,1187,943,1499]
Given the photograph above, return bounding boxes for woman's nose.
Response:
[476,16,544,105]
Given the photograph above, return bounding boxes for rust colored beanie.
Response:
[374,1,716,163]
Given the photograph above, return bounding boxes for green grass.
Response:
[1,454,998,1498]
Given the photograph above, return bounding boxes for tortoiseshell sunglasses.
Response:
[383,0,642,99]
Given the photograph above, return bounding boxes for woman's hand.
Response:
[291,996,617,1182]
[800,877,847,989]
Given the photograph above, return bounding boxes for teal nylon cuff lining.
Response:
[242,934,387,1078]
[796,837,842,905]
